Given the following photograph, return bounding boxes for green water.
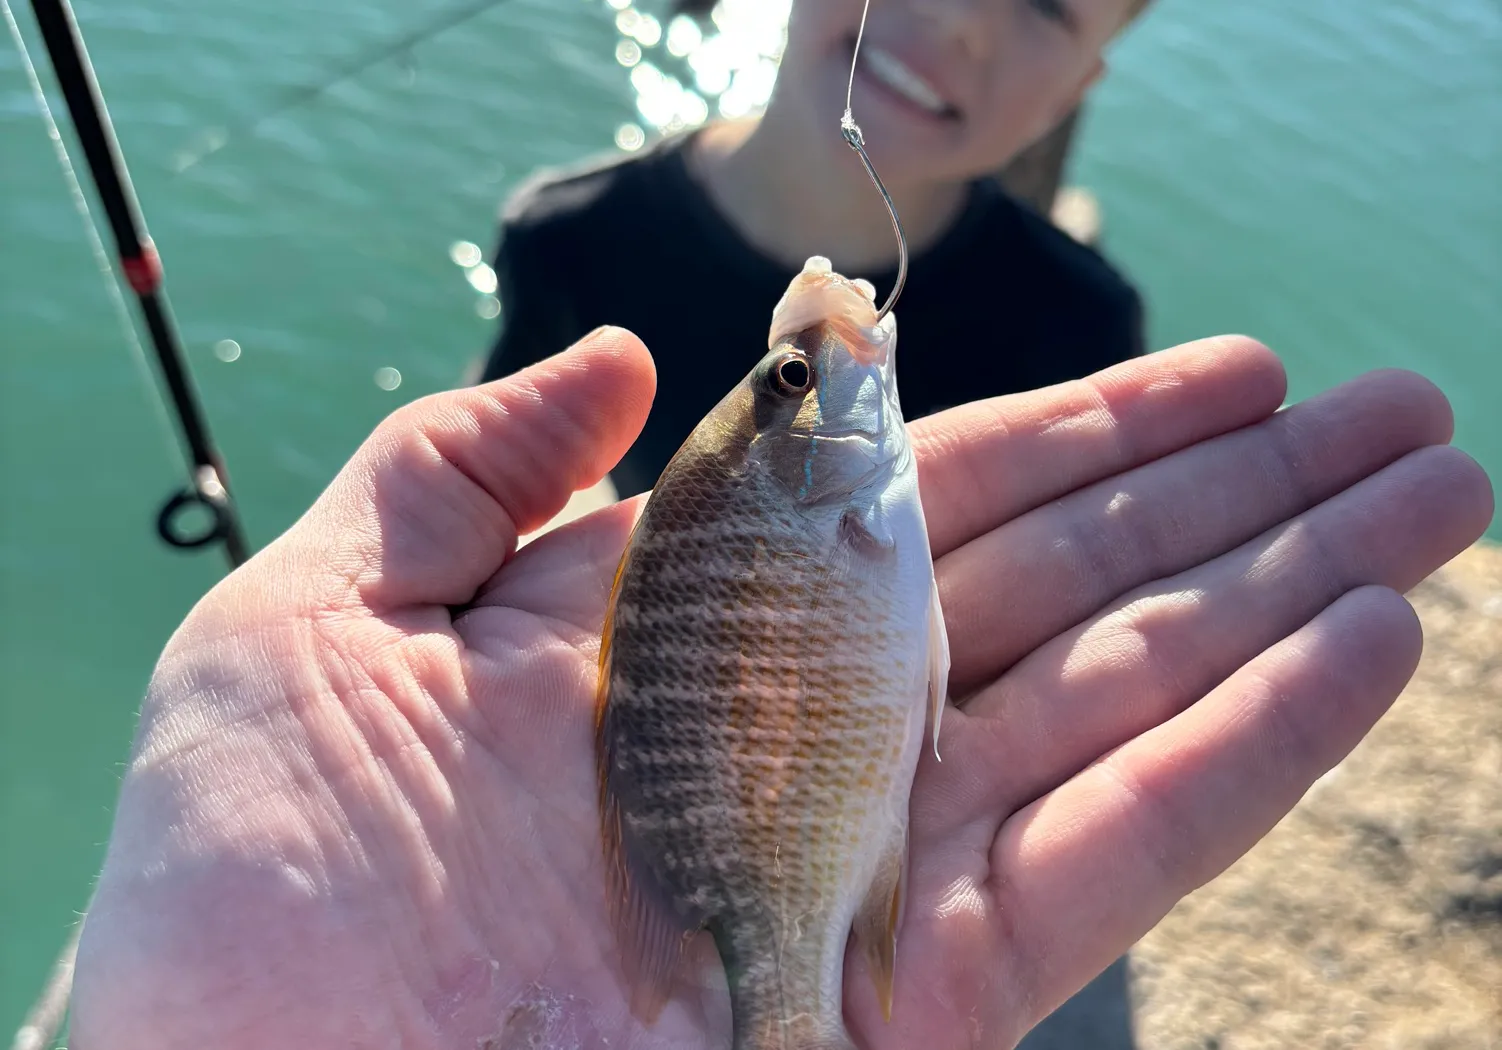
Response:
[1,0,1498,1028]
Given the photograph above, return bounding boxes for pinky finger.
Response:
[992,585,1423,1030]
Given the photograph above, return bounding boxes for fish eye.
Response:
[772,353,812,395]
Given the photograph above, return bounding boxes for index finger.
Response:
[913,336,1288,557]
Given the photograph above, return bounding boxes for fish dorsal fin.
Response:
[598,790,701,1023]
[594,527,634,726]
[927,572,951,761]
[853,822,910,1022]
[595,521,705,1023]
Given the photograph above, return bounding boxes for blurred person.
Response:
[475,0,1154,497]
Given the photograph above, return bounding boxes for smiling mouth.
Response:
[847,38,960,122]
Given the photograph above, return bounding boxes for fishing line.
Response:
[14,0,250,567]
[844,0,871,116]
[841,0,908,321]
[4,0,179,464]
[166,0,741,175]
[170,0,522,173]
[9,2,255,1043]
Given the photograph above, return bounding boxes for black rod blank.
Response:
[29,0,250,568]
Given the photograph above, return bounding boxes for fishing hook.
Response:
[841,0,908,322]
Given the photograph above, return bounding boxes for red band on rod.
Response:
[121,240,162,294]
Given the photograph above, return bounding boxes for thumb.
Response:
[286,326,656,611]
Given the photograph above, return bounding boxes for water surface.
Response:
[1,0,1497,1027]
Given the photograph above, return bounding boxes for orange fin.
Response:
[599,787,702,1022]
[593,516,639,732]
[595,521,703,1023]
[853,824,909,1022]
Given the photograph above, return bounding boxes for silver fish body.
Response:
[596,257,949,1050]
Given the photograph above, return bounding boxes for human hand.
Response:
[70,329,1493,1049]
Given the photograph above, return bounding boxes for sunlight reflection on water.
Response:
[610,0,791,148]
[453,0,793,306]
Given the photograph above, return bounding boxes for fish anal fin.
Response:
[853,824,909,1023]
[926,572,951,761]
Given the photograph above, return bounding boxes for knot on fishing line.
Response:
[840,111,865,150]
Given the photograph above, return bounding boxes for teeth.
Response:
[861,44,948,115]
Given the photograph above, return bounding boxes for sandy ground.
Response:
[1122,539,1502,1050]
[532,494,1500,1049]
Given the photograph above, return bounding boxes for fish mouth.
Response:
[836,320,891,368]
[769,257,894,368]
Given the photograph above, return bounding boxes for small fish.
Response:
[596,256,950,1050]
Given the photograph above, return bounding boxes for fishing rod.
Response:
[23,0,250,569]
[9,2,731,1043]
[8,0,250,1045]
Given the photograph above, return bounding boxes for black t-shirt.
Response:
[479,132,1146,498]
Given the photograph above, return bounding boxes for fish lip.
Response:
[843,327,888,368]
[835,314,895,368]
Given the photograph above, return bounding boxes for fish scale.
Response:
[597,258,949,1050]
[611,485,904,1029]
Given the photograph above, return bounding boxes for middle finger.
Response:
[947,441,1490,827]
[936,368,1454,696]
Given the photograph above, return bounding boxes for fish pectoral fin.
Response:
[853,824,909,1023]
[839,501,895,554]
[927,572,951,762]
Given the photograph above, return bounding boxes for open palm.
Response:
[71,329,1492,1050]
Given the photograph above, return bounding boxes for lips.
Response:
[848,37,961,122]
